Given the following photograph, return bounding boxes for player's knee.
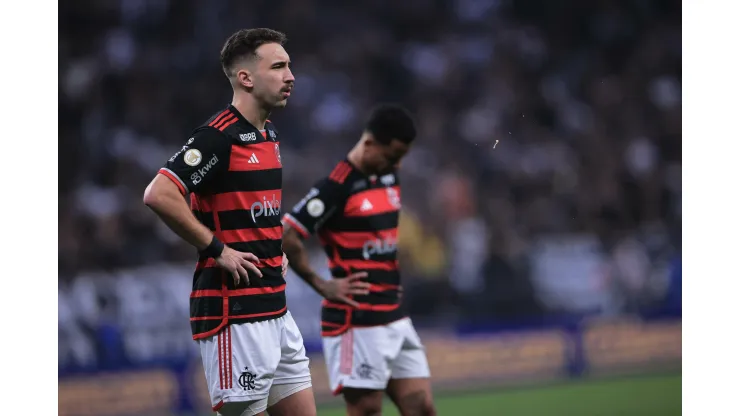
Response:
[217,400,267,416]
[351,402,383,416]
[266,382,316,416]
[403,402,436,416]
[343,388,384,416]
[398,391,436,416]
[420,399,437,416]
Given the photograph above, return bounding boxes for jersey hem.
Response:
[158,168,188,195]
[282,214,310,238]
[320,315,409,337]
[192,308,289,340]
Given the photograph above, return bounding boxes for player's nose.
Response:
[284,69,295,83]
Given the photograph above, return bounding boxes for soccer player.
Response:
[143,29,316,416]
[282,105,436,416]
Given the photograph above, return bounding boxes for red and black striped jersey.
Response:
[283,160,404,336]
[159,105,286,340]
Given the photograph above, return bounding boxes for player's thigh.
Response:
[266,383,316,416]
[216,399,267,416]
[389,318,431,380]
[322,326,397,393]
[267,312,315,414]
[386,378,435,416]
[199,322,282,412]
[342,388,385,416]
[273,311,312,386]
[386,319,435,415]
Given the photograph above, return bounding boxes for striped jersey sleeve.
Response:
[283,175,348,239]
[159,127,231,195]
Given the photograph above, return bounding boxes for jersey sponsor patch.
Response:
[307,198,325,217]
[239,132,257,142]
[184,149,203,166]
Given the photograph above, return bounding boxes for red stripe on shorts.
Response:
[340,330,354,375]
[227,326,233,389]
[218,331,223,389]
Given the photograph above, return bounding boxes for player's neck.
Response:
[231,94,270,130]
[347,145,371,176]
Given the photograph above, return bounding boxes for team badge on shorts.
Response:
[238,366,257,391]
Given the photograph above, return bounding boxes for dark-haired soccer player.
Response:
[282,105,436,416]
[143,28,316,416]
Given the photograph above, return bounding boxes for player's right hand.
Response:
[215,246,263,286]
[320,272,370,308]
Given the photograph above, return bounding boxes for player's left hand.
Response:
[281,253,289,278]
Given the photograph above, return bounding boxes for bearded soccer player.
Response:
[282,105,436,416]
[143,29,316,416]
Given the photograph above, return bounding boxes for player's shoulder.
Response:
[202,106,239,131]
[183,106,238,144]
[304,160,360,199]
[326,160,358,185]
[185,124,232,151]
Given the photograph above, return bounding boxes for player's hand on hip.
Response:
[215,246,263,286]
[320,272,370,308]
[281,253,288,278]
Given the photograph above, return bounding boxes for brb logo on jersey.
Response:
[251,195,282,223]
[239,132,257,142]
[362,237,398,260]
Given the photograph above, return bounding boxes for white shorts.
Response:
[322,317,431,394]
[197,311,312,413]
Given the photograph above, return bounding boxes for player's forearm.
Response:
[282,228,326,294]
[143,175,213,251]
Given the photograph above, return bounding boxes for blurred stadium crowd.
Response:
[59,0,681,323]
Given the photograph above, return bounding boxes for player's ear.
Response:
[236,69,254,89]
[363,134,377,148]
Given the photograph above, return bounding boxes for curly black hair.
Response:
[365,104,417,145]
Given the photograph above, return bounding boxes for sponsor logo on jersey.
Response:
[168,137,194,162]
[251,195,282,222]
[362,237,398,260]
[239,132,257,142]
[380,174,395,186]
[190,155,219,185]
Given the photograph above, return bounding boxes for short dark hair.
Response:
[365,104,416,145]
[220,28,287,77]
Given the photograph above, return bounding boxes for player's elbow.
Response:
[142,181,160,208]
[143,175,172,209]
[281,227,303,252]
